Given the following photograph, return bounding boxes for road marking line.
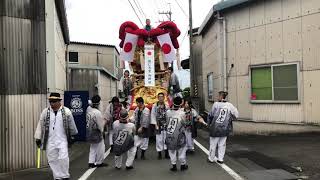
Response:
[194,140,244,180]
[78,148,111,180]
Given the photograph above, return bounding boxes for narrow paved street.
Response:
[2,129,313,180]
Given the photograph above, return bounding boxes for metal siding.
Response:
[283,17,302,62]
[301,0,320,16]
[265,0,282,24]
[2,0,45,20]
[235,29,250,76]
[235,6,249,31]
[99,72,112,105]
[249,0,265,27]
[266,22,283,63]
[249,25,266,65]
[303,71,320,124]
[282,0,301,20]
[69,69,99,98]
[302,13,320,71]
[225,12,236,32]
[252,104,304,124]
[0,0,46,95]
[201,0,320,126]
[227,76,238,108]
[237,75,252,119]
[227,32,237,76]
[0,94,48,173]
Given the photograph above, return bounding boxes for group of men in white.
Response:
[34,90,238,179]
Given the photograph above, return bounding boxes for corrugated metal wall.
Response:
[0,94,48,172]
[0,0,48,173]
[69,69,99,98]
[0,0,46,95]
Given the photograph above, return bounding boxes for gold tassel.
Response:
[159,51,165,70]
[140,50,145,71]
[176,49,181,70]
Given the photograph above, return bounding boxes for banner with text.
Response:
[144,45,155,86]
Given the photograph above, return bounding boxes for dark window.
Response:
[69,52,78,63]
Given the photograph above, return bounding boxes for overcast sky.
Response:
[65,0,220,88]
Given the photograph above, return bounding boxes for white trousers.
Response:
[46,144,70,179]
[134,135,149,150]
[89,140,105,165]
[208,136,227,162]
[156,130,167,152]
[109,130,114,145]
[185,131,194,150]
[168,146,187,165]
[114,146,137,168]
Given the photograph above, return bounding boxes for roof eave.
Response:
[198,0,252,35]
[55,0,70,44]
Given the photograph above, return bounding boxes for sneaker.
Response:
[88,163,95,168]
[180,164,189,171]
[126,166,134,170]
[96,163,108,168]
[207,159,214,163]
[217,160,224,164]
[170,164,177,172]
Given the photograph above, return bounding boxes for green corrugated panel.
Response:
[251,67,272,100]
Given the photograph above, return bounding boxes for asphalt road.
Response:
[2,130,307,180]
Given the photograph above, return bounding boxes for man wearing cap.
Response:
[113,109,136,170]
[165,96,188,171]
[86,95,107,168]
[132,97,150,160]
[207,91,239,164]
[104,96,122,151]
[34,92,78,180]
[151,92,170,160]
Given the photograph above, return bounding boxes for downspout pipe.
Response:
[66,45,69,90]
[218,15,227,92]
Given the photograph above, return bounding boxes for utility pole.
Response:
[158,3,172,21]
[189,0,195,97]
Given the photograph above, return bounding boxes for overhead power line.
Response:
[133,0,146,19]
[127,0,144,26]
[174,0,188,18]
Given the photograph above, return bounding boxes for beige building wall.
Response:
[54,6,67,93]
[99,71,113,111]
[68,43,119,77]
[202,0,320,125]
[202,20,223,111]
[46,0,67,94]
